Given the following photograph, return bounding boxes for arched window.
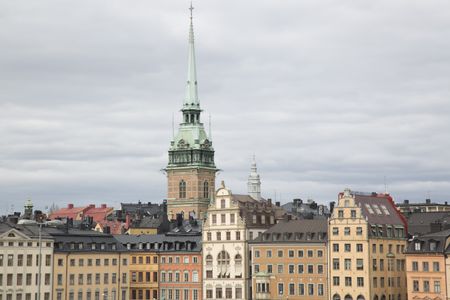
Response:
[333,294,341,300]
[235,254,242,265]
[203,181,209,198]
[373,296,379,300]
[345,295,353,300]
[381,295,386,300]
[221,199,226,209]
[357,295,365,300]
[217,251,230,265]
[179,180,186,198]
[206,254,213,265]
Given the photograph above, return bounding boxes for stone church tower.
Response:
[165,7,217,221]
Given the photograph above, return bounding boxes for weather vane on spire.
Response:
[189,2,194,19]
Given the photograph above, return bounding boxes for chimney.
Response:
[404,199,409,204]
[176,213,183,227]
[446,202,448,206]
[275,201,280,207]
[89,204,95,208]
[426,199,431,204]
[329,201,335,214]
[101,204,107,209]
[267,198,272,205]
[68,204,74,209]
[125,214,130,229]
[162,199,168,214]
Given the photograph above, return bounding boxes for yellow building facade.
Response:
[52,230,128,300]
[329,189,408,300]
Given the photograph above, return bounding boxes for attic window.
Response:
[380,205,390,215]
[414,242,421,251]
[365,204,375,214]
[7,233,15,237]
[430,242,437,251]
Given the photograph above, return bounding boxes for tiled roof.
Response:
[249,219,327,244]
[407,212,450,236]
[115,234,202,252]
[354,193,406,227]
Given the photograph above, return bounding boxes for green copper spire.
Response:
[184,3,200,110]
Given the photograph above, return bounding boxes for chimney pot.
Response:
[426,199,431,204]
[404,199,409,204]
[275,201,280,207]
[68,204,74,209]
[101,204,107,209]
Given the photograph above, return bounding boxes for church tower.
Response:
[165,5,217,220]
[247,156,262,200]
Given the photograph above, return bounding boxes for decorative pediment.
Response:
[0,228,30,240]
[200,139,211,149]
[177,139,189,149]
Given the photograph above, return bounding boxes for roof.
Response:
[49,204,114,223]
[249,219,328,244]
[354,193,406,227]
[115,234,202,252]
[405,228,450,254]
[407,212,450,236]
[49,206,88,220]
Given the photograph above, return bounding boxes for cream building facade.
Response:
[329,189,408,300]
[0,223,54,300]
[202,182,287,300]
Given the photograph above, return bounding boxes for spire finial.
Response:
[189,2,194,20]
[184,1,199,108]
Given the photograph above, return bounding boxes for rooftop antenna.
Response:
[384,176,388,194]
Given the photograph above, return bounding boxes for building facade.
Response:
[249,219,328,300]
[329,189,408,300]
[52,229,127,300]
[202,182,287,300]
[159,236,202,300]
[0,223,54,300]
[405,229,450,300]
[165,5,217,220]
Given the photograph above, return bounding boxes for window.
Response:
[266,250,272,258]
[317,250,323,257]
[267,264,273,273]
[278,250,283,257]
[357,277,364,287]
[333,259,340,270]
[298,264,304,274]
[278,283,284,295]
[278,264,283,273]
[351,210,356,218]
[221,214,226,224]
[307,250,313,257]
[216,232,221,241]
[216,287,222,299]
[434,281,441,293]
[289,283,295,295]
[357,259,364,270]
[357,244,363,252]
[424,280,430,292]
[344,227,350,235]
[203,181,209,198]
[207,232,212,241]
[308,284,314,295]
[230,214,235,224]
[299,283,305,295]
[345,244,351,252]
[318,265,324,274]
[344,259,351,270]
[226,231,231,240]
[345,277,352,286]
[235,254,242,265]
[308,264,314,274]
[289,264,295,274]
[206,290,213,299]
[193,271,198,282]
[433,262,440,272]
[217,251,230,265]
[298,250,304,257]
[333,244,339,252]
[318,284,324,296]
[235,287,242,299]
[413,280,419,292]
[225,288,232,299]
[221,199,226,208]
[236,231,240,240]
[412,261,418,271]
[288,250,294,257]
[212,215,217,224]
[338,210,344,218]
[356,227,363,235]
[423,262,429,272]
[179,180,186,198]
[206,254,213,265]
[333,277,340,286]
[333,227,339,235]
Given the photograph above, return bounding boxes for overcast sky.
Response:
[1,0,449,214]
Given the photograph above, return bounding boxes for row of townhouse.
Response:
[0,222,202,300]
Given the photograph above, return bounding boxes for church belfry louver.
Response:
[165,5,217,220]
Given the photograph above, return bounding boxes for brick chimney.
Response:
[101,204,107,209]
[68,204,74,209]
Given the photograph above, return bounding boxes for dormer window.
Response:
[338,210,344,218]
[430,242,437,251]
[415,242,421,251]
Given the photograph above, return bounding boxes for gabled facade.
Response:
[202,182,286,300]
[0,224,54,300]
[329,189,408,300]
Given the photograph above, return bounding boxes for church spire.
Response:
[248,155,262,200]
[184,3,200,110]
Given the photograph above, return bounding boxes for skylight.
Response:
[380,205,390,215]
[365,204,374,214]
